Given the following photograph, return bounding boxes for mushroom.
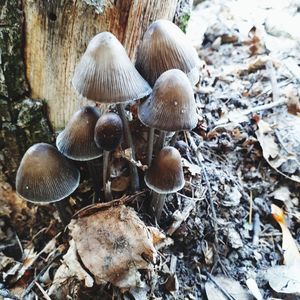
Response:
[144,146,184,220]
[136,19,200,87]
[56,106,102,202]
[72,32,152,192]
[16,143,80,225]
[138,69,198,165]
[94,112,123,201]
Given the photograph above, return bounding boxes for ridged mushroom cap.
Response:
[72,32,152,103]
[94,112,123,151]
[145,146,184,194]
[138,69,198,131]
[56,106,102,161]
[16,143,80,203]
[136,19,200,86]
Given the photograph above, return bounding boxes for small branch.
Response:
[266,59,279,102]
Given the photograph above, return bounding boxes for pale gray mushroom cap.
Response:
[16,143,80,204]
[136,19,200,87]
[72,32,152,103]
[56,106,102,161]
[145,146,184,194]
[138,69,198,131]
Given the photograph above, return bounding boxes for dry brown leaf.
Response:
[111,176,130,192]
[271,204,300,266]
[255,117,300,183]
[69,205,157,289]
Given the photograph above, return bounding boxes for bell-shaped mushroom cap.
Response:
[136,19,200,86]
[138,69,198,131]
[72,32,152,103]
[145,146,184,194]
[16,143,80,203]
[56,106,102,161]
[94,112,123,152]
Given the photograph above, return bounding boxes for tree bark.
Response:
[23,0,179,129]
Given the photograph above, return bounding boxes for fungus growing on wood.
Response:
[72,32,152,191]
[56,106,102,202]
[145,146,185,220]
[138,69,198,165]
[94,112,123,200]
[16,143,80,225]
[136,19,200,87]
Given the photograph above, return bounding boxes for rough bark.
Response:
[23,0,179,129]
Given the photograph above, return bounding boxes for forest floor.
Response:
[1,0,300,299]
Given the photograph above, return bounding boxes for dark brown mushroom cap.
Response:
[56,106,102,161]
[94,112,123,151]
[72,32,152,103]
[136,19,200,86]
[16,143,80,203]
[138,69,198,131]
[145,146,184,194]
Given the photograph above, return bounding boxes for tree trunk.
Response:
[0,0,191,183]
[23,0,179,129]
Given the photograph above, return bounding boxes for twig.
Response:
[35,282,51,300]
[252,212,261,246]
[22,252,62,298]
[266,59,279,102]
[203,271,237,300]
[185,131,219,245]
[248,191,253,224]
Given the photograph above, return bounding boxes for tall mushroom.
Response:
[56,106,102,202]
[72,32,152,192]
[136,19,200,87]
[94,112,123,201]
[145,146,184,220]
[16,143,80,225]
[138,69,198,165]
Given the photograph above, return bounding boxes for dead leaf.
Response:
[246,278,263,300]
[271,204,300,266]
[205,275,252,300]
[266,263,300,295]
[111,176,130,192]
[271,186,291,203]
[69,205,157,289]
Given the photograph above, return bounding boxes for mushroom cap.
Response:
[94,112,123,151]
[138,69,198,131]
[72,32,152,103]
[56,106,102,161]
[136,19,200,86]
[16,143,80,203]
[145,146,184,194]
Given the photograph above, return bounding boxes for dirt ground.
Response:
[1,0,300,299]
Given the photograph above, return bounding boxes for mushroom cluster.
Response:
[16,19,200,224]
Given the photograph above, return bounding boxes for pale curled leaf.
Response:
[205,275,252,300]
[266,263,300,295]
[246,278,263,300]
[69,205,157,289]
[271,204,300,266]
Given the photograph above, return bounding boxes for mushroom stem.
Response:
[154,130,166,155]
[102,150,112,201]
[116,103,140,191]
[169,131,178,146]
[151,192,166,221]
[54,199,72,226]
[147,127,155,166]
[87,159,101,203]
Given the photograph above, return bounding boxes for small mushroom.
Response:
[136,19,200,87]
[138,69,198,165]
[145,146,184,220]
[56,106,102,202]
[94,112,123,200]
[72,32,152,192]
[16,143,80,225]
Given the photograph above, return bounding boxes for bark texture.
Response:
[24,0,179,129]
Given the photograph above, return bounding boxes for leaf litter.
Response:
[1,0,300,299]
